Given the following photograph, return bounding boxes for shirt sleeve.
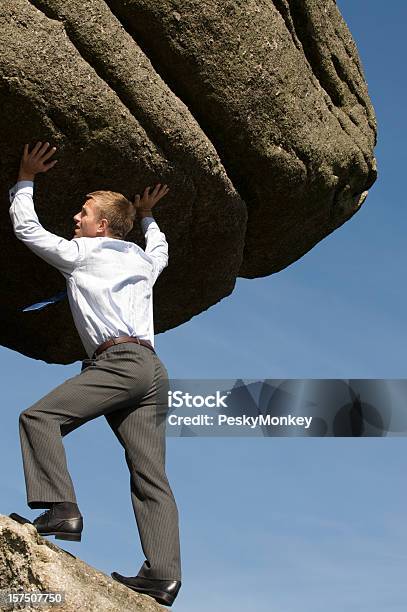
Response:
[141,216,169,285]
[9,181,84,276]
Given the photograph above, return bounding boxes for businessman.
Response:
[8,141,181,607]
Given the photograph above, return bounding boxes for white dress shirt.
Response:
[9,181,168,358]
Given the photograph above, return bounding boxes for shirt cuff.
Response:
[9,180,34,202]
[141,216,158,233]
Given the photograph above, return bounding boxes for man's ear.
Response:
[96,218,108,234]
[102,218,111,235]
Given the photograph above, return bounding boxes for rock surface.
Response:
[0,514,165,611]
[0,0,377,363]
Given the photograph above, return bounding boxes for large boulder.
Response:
[0,0,377,363]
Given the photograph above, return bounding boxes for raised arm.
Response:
[134,184,169,284]
[9,142,83,276]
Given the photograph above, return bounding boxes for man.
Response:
[8,141,182,607]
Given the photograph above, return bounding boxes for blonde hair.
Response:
[87,190,136,240]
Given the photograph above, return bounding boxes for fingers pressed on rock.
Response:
[31,141,43,155]
[42,146,57,162]
[38,142,50,156]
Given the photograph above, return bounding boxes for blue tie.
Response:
[19,289,68,312]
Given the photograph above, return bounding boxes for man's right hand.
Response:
[134,184,170,219]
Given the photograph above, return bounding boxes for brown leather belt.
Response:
[92,335,155,358]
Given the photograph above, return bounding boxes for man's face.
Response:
[73,197,107,238]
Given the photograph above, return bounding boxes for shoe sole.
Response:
[39,531,82,542]
[127,587,175,606]
[111,577,176,606]
[150,591,176,606]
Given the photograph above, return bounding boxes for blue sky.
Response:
[1,1,406,610]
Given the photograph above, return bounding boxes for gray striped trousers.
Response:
[18,342,181,581]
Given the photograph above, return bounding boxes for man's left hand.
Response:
[18,141,58,181]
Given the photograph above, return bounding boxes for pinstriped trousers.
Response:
[18,342,181,581]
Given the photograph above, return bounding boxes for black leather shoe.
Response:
[31,506,83,542]
[111,573,181,606]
